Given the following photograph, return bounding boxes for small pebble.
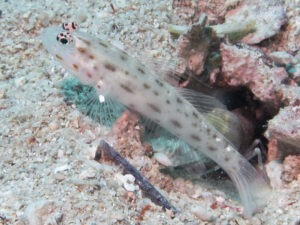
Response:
[48,121,59,131]
[115,174,139,192]
[57,150,64,158]
[290,64,300,78]
[14,76,27,87]
[79,168,97,179]
[266,161,283,188]
[54,173,65,181]
[216,196,225,203]
[123,182,138,192]
[153,152,172,166]
[269,51,297,65]
[0,89,6,99]
[76,9,87,23]
[24,200,54,225]
[54,164,71,174]
[190,205,215,221]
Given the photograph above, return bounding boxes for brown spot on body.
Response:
[208,146,217,151]
[191,134,201,141]
[125,71,129,75]
[147,103,161,113]
[93,65,98,71]
[155,79,164,87]
[192,123,197,128]
[77,47,86,53]
[137,67,145,74]
[55,54,63,60]
[72,64,79,70]
[224,156,230,162]
[207,128,211,135]
[128,103,135,109]
[81,38,91,46]
[86,73,92,78]
[120,53,128,61]
[192,112,199,119]
[120,84,134,93]
[99,41,108,48]
[171,119,182,128]
[166,99,170,104]
[104,62,117,72]
[153,91,159,96]
[89,54,95,59]
[177,97,183,104]
[144,83,150,89]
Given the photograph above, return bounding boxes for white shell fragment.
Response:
[54,164,71,174]
[190,205,215,222]
[115,173,139,192]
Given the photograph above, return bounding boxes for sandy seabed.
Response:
[0,0,299,224]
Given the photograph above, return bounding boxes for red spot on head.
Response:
[62,22,78,32]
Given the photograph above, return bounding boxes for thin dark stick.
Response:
[95,140,178,214]
[110,3,115,14]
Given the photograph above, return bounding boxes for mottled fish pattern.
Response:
[41,23,271,217]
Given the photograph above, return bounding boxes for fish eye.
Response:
[56,32,74,45]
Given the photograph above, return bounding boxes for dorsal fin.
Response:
[176,88,243,148]
[176,87,226,111]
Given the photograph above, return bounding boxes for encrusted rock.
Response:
[268,51,298,66]
[211,0,286,44]
[220,43,288,106]
[24,200,55,225]
[282,155,300,183]
[265,105,300,154]
[287,64,300,84]
[111,111,145,158]
[281,86,300,106]
[266,161,283,189]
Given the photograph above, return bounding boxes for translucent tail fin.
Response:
[226,157,272,218]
